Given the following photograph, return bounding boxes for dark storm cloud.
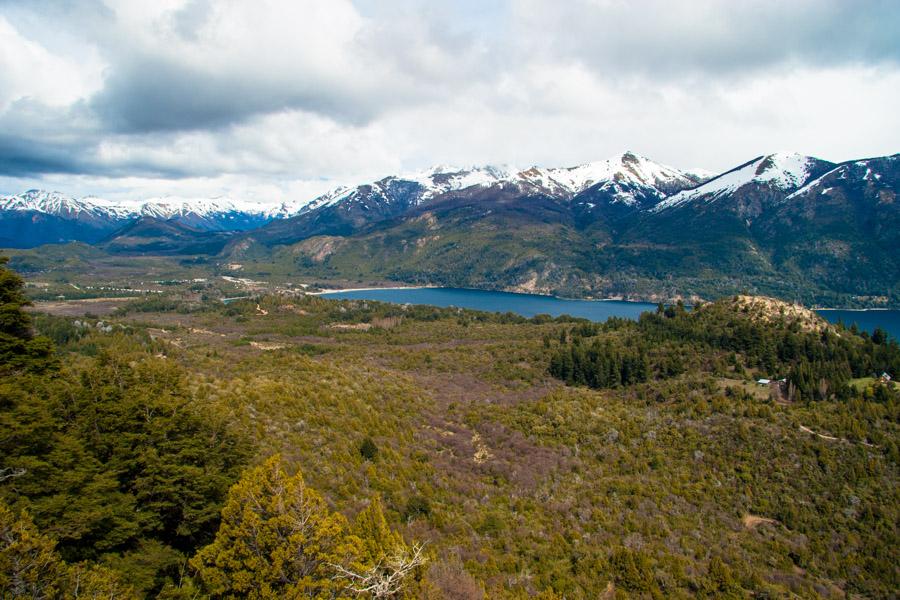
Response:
[0,131,200,179]
[90,56,372,134]
[0,135,86,177]
[0,99,202,179]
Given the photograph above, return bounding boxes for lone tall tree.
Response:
[0,257,53,373]
[191,456,359,599]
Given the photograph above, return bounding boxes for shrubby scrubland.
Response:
[1,257,897,598]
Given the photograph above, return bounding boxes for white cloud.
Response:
[0,15,103,110]
[0,0,898,204]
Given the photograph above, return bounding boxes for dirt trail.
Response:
[798,425,839,441]
[742,514,778,529]
[798,424,876,448]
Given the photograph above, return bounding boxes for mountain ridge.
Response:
[241,150,899,306]
[4,150,898,307]
[1,151,707,248]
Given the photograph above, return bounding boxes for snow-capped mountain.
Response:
[0,190,132,220]
[5,149,896,308]
[127,196,284,231]
[784,154,899,201]
[653,153,833,212]
[0,190,305,248]
[295,152,706,218]
[8,150,892,254]
[516,151,705,201]
[261,150,898,306]
[0,191,284,223]
[252,152,712,247]
[297,165,513,215]
[0,152,706,247]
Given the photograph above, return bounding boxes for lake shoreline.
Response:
[813,307,894,312]
[314,286,900,338]
[310,285,439,295]
[315,284,897,311]
[316,284,667,305]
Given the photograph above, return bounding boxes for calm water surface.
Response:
[321,287,900,339]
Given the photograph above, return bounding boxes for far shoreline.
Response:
[312,285,650,304]
[311,285,899,311]
[310,285,438,295]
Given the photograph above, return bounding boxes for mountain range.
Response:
[0,190,310,248]
[3,150,898,306]
[0,152,714,247]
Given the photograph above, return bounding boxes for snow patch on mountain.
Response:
[653,153,817,211]
[784,154,897,201]
[0,190,130,219]
[2,152,718,226]
[0,190,297,222]
[516,152,697,202]
[293,152,705,214]
[405,165,512,201]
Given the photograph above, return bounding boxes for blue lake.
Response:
[816,309,900,340]
[320,287,900,340]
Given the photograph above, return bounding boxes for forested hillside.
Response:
[1,258,897,598]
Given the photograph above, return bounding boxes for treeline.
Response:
[549,299,900,402]
[549,338,649,388]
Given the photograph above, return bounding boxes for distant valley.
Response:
[3,150,898,307]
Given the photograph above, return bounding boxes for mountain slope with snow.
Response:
[246,150,898,305]
[0,190,299,247]
[653,153,833,212]
[756,154,900,288]
[253,152,708,246]
[0,152,709,248]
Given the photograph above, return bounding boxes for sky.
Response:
[0,0,899,205]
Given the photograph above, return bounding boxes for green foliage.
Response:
[549,338,649,388]
[0,501,137,599]
[0,333,251,595]
[549,298,900,401]
[192,456,421,599]
[360,437,379,462]
[403,496,431,522]
[0,256,55,373]
[353,496,405,566]
[0,253,896,598]
[191,456,357,598]
[610,548,657,594]
[0,502,64,599]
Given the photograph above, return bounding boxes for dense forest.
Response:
[1,257,898,598]
[550,299,900,403]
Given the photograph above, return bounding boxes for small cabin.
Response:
[881,372,893,383]
[756,378,771,386]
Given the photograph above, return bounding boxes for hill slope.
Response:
[102,217,235,255]
[244,152,899,305]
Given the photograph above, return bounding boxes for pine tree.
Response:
[191,455,359,599]
[0,257,54,373]
[0,502,136,599]
[335,496,426,599]
[353,496,404,566]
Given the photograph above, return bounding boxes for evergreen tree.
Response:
[0,256,54,373]
[0,503,63,599]
[0,502,136,599]
[191,455,359,599]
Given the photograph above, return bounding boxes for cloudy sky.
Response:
[1,0,898,204]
